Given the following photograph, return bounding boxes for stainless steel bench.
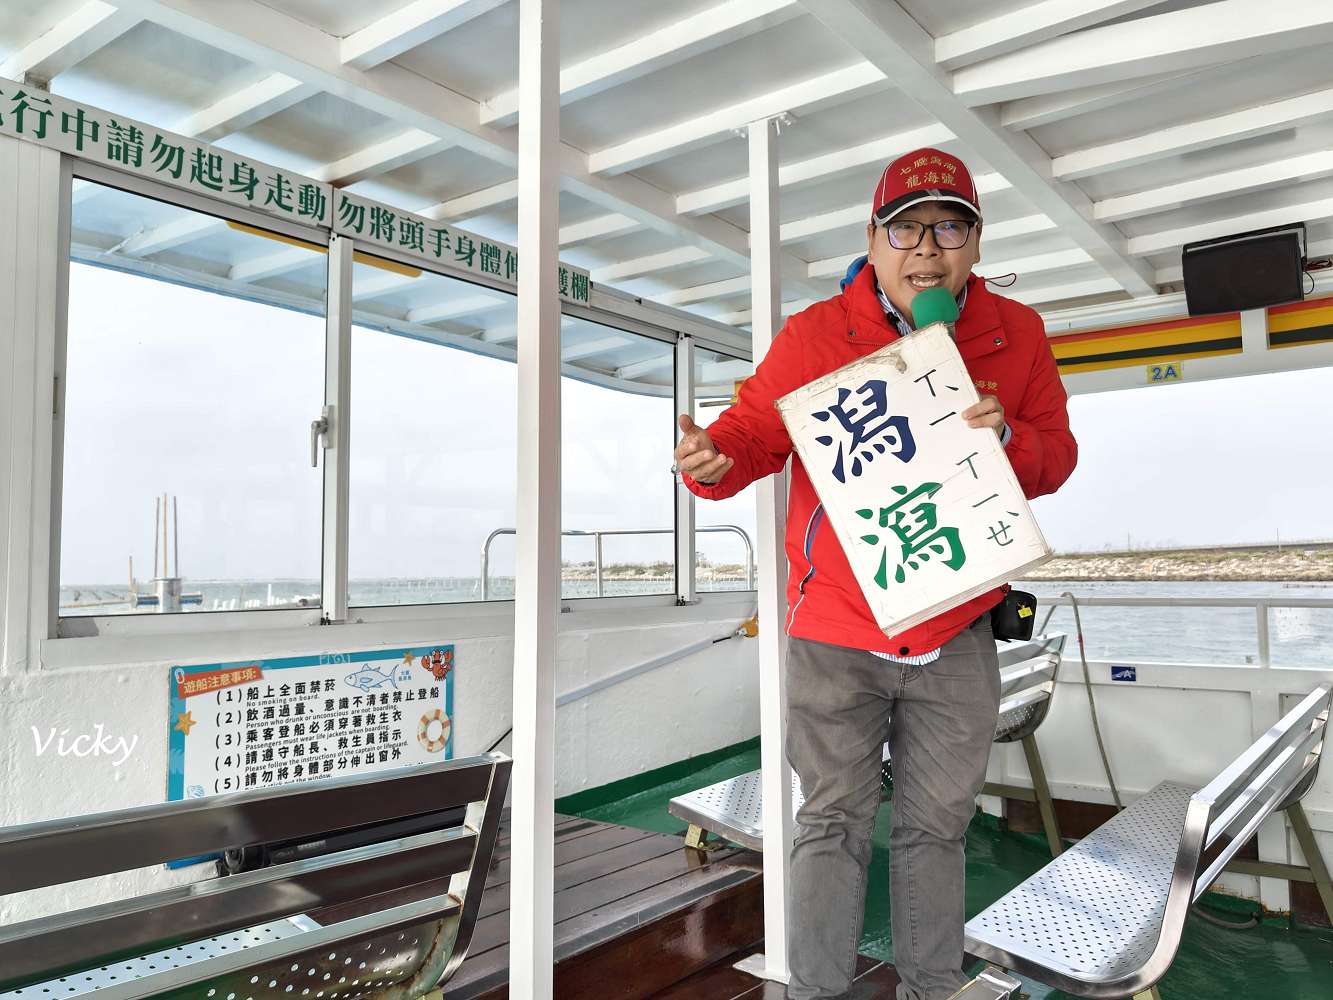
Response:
[0,753,511,1000]
[669,634,1066,853]
[964,684,1333,1000]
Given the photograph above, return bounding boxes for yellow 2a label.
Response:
[1147,361,1184,384]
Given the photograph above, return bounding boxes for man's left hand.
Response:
[962,395,1005,437]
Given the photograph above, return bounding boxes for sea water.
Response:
[57,578,1333,670]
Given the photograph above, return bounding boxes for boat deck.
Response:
[446,813,766,998]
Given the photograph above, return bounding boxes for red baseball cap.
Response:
[871,146,982,225]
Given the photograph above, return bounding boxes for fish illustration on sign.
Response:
[344,662,399,693]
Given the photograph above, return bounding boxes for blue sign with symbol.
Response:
[1111,665,1137,682]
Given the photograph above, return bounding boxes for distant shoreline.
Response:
[1022,544,1333,582]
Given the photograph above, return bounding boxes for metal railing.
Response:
[1036,593,1333,668]
[479,525,755,600]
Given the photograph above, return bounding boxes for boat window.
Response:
[1025,368,1333,668]
[348,252,518,607]
[59,180,327,618]
[693,348,757,593]
[560,316,676,599]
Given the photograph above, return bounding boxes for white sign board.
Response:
[777,323,1050,637]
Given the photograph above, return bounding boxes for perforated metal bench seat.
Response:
[964,685,1331,999]
[965,781,1193,990]
[0,754,512,1000]
[668,635,1065,852]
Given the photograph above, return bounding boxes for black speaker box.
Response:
[1182,223,1306,316]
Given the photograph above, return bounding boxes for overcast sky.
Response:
[58,262,1333,584]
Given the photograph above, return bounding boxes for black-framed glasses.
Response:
[882,218,978,250]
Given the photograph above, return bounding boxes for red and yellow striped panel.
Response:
[1048,314,1242,375]
[1268,295,1333,349]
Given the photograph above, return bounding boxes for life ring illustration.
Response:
[417,709,451,753]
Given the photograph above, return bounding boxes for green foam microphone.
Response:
[910,286,959,334]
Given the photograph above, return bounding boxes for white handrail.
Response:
[479,525,755,599]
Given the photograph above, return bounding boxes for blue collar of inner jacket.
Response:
[840,254,967,336]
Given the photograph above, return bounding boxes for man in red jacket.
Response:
[675,148,1076,1000]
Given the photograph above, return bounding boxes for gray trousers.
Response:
[784,617,1001,1000]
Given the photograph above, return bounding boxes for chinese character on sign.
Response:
[149,135,185,179]
[230,161,260,200]
[571,271,589,302]
[297,183,326,221]
[558,266,569,296]
[811,380,916,484]
[189,149,224,191]
[480,241,501,275]
[504,248,518,281]
[338,194,366,234]
[11,90,53,139]
[105,120,144,167]
[265,172,295,213]
[369,205,395,242]
[855,482,966,589]
[430,227,451,258]
[399,217,425,253]
[60,108,98,152]
[455,234,476,267]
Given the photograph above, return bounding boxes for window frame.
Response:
[48,159,756,646]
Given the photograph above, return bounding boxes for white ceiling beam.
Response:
[229,246,322,282]
[998,69,1206,131]
[353,270,419,301]
[480,0,801,127]
[312,128,452,185]
[562,335,632,362]
[591,247,711,284]
[774,187,1025,244]
[1005,276,1124,306]
[671,125,1013,217]
[936,0,1165,71]
[174,72,317,142]
[420,179,519,221]
[587,62,886,176]
[953,0,1333,106]
[805,252,863,280]
[119,214,224,257]
[340,0,508,70]
[1127,196,1333,257]
[1052,87,1333,181]
[615,355,676,380]
[1095,150,1333,223]
[717,298,814,327]
[780,204,864,244]
[805,238,1081,281]
[405,293,510,324]
[558,213,641,247]
[675,124,956,216]
[116,0,828,300]
[980,213,1057,242]
[975,247,1093,279]
[800,0,1156,296]
[0,1,140,82]
[655,275,751,307]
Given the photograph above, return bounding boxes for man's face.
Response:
[865,201,981,320]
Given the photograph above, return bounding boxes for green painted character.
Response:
[856,482,966,589]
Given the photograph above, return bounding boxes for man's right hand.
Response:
[675,414,734,485]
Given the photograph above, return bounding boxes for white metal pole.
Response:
[675,336,697,606]
[749,115,792,982]
[320,234,353,621]
[511,0,561,996]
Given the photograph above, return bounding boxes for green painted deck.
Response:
[558,740,1333,1000]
